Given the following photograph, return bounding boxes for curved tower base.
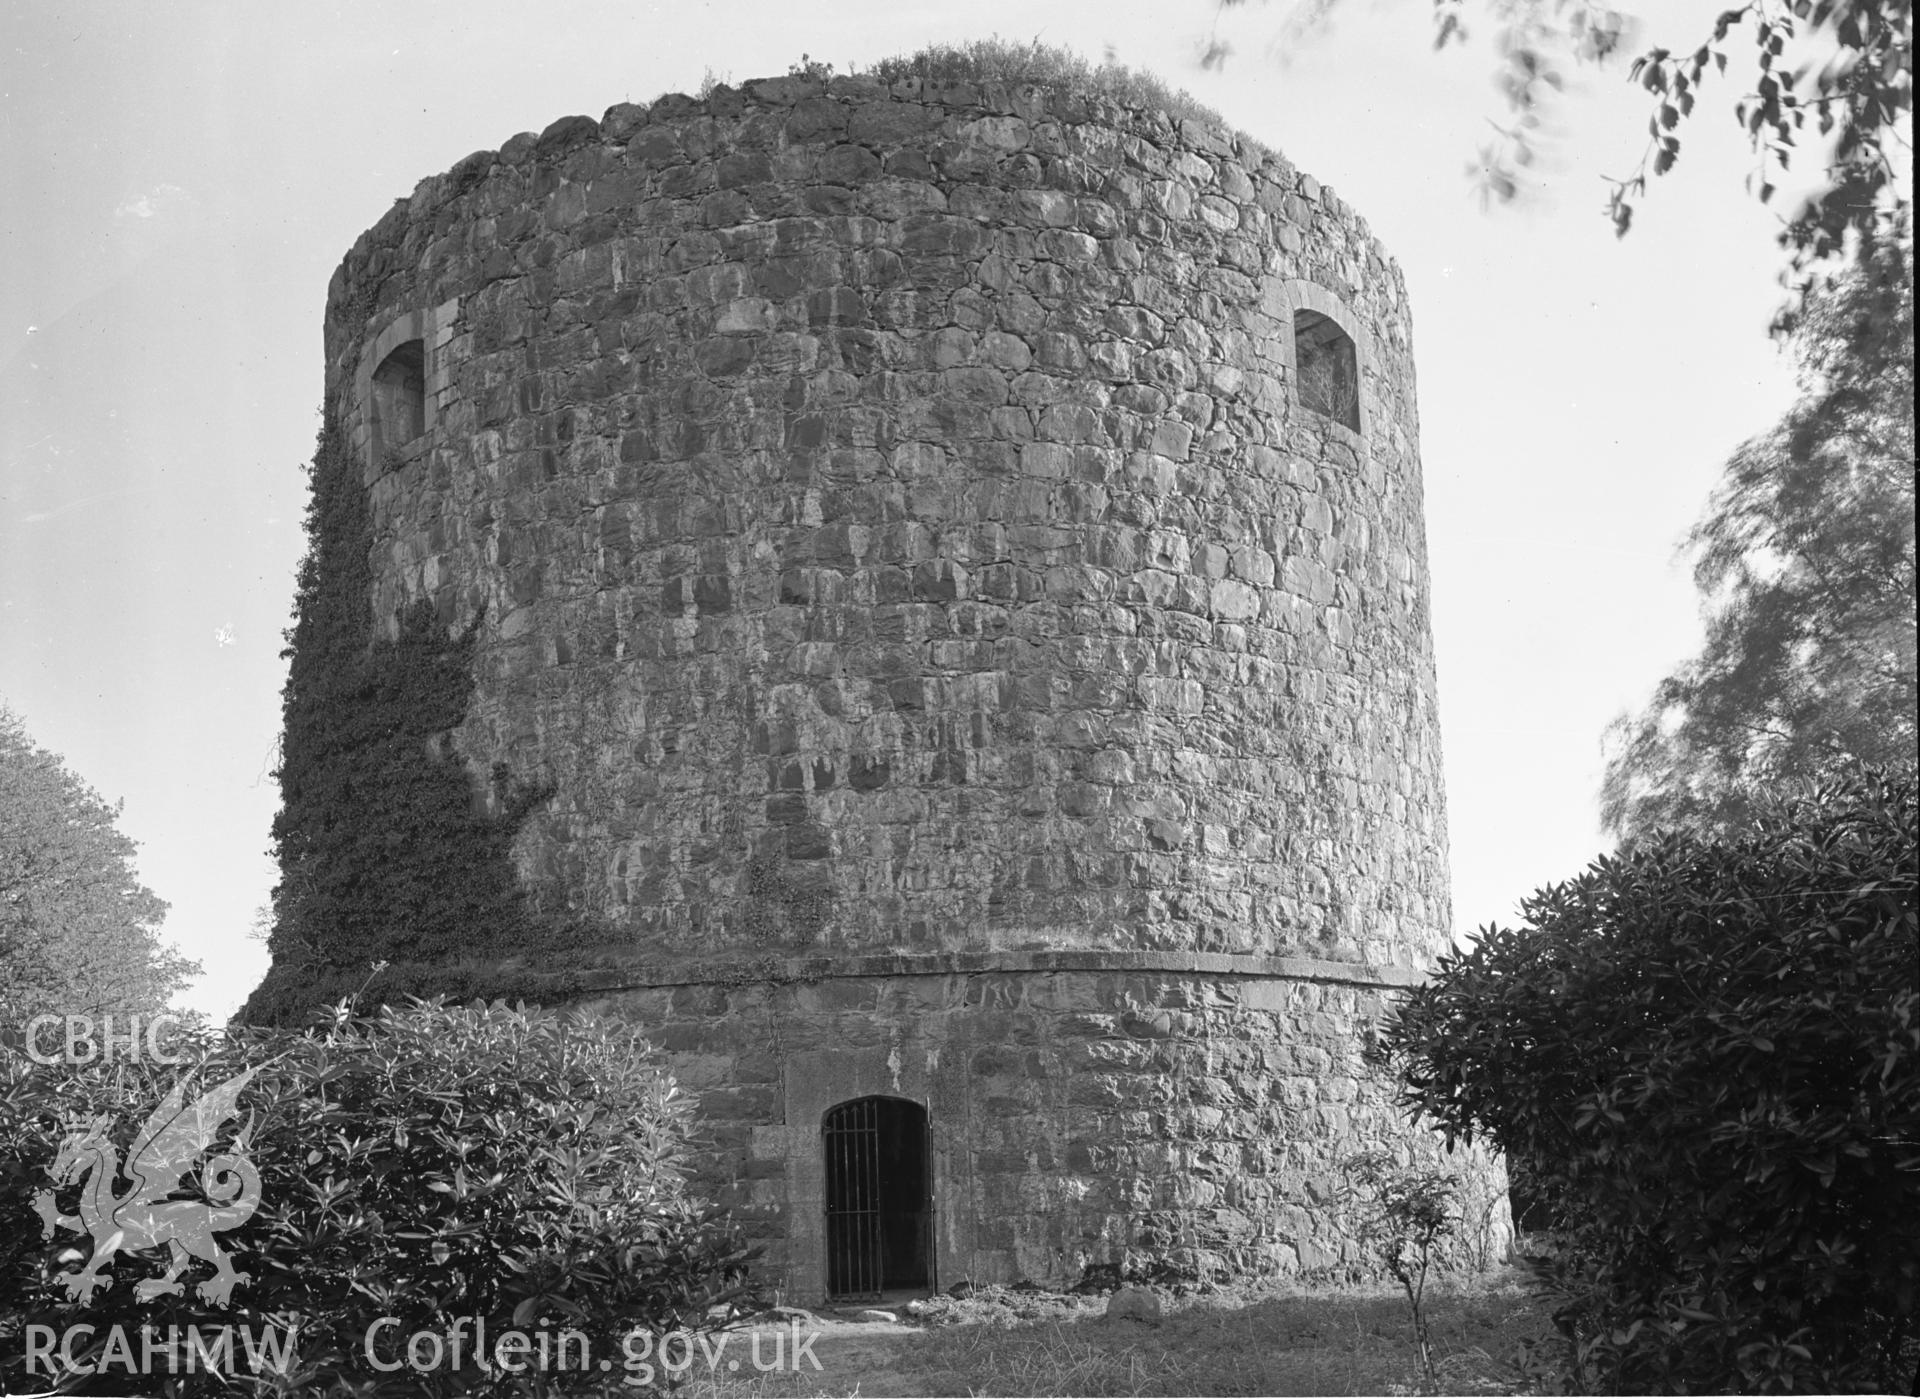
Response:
[584,951,1435,1298]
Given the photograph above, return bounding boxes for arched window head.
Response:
[1294,310,1359,432]
[371,339,426,454]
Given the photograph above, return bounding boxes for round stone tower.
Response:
[319,70,1457,1297]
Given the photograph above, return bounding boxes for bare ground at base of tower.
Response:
[685,1269,1547,1397]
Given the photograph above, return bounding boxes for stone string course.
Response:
[318,71,1484,1295]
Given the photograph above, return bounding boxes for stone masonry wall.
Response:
[323,72,1448,972]
[581,955,1439,1291]
[313,70,1481,1299]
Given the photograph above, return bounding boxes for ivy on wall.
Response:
[240,420,552,1025]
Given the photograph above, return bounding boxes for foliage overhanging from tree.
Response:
[1370,766,1919,1393]
[1601,226,1914,839]
[1212,0,1914,318]
[244,423,552,1027]
[0,706,198,1024]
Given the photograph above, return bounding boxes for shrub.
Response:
[1371,767,1918,1393]
[0,998,758,1396]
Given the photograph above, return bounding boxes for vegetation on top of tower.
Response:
[832,37,1243,135]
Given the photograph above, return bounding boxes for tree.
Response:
[0,704,198,1024]
[1600,227,1914,839]
[1208,0,1914,319]
[1371,768,1918,1392]
[1341,1149,1463,1390]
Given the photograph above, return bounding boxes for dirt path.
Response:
[722,1312,938,1396]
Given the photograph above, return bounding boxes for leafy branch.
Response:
[1213,0,1914,321]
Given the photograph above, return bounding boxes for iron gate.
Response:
[822,1097,932,1301]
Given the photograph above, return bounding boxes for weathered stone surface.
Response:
[534,113,600,156]
[315,74,1494,1305]
[1106,1287,1163,1325]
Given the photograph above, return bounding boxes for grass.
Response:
[682,1269,1551,1397]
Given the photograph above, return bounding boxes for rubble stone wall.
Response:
[581,953,1435,1291]
[319,70,1471,1297]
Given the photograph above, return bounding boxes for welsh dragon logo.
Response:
[31,1066,264,1307]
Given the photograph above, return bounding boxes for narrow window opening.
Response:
[371,339,426,454]
[1294,309,1359,432]
[823,1096,932,1300]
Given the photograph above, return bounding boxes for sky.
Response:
[2,0,1812,1021]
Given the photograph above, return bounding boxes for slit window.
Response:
[371,339,426,453]
[1294,310,1359,432]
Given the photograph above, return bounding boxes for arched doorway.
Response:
[822,1096,932,1300]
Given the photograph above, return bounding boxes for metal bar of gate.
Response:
[859,1098,877,1296]
[867,1099,879,1297]
[866,1098,878,1296]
